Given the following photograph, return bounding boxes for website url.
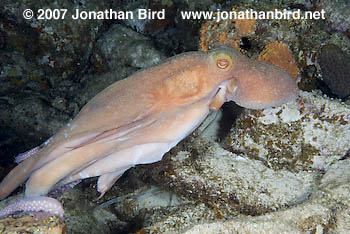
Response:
[181,9,326,22]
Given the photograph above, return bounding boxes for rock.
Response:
[0,206,65,234]
[198,2,350,96]
[1,1,350,233]
[149,141,315,215]
[225,90,350,171]
[318,44,350,98]
[318,159,350,207]
[0,96,71,164]
[122,90,350,233]
[95,24,166,70]
[0,0,115,81]
[183,202,331,234]
[334,208,350,233]
[0,3,167,165]
[0,0,117,163]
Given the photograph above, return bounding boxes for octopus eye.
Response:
[217,59,229,69]
[215,53,232,70]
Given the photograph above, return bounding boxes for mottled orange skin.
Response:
[0,46,297,206]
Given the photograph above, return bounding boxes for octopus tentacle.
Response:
[96,171,127,199]
[0,196,64,220]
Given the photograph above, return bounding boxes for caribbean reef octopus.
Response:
[0,46,297,220]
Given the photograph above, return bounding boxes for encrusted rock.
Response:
[183,202,331,234]
[258,41,299,80]
[160,141,314,215]
[318,159,350,207]
[225,90,350,171]
[0,0,116,163]
[95,24,166,70]
[318,44,350,98]
[0,214,65,234]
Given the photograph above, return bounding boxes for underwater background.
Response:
[0,0,350,233]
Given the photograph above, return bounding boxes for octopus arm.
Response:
[24,114,159,197]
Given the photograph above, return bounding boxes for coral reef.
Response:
[0,212,64,233]
[317,0,350,33]
[131,91,350,233]
[155,140,314,215]
[258,41,299,80]
[183,203,332,234]
[0,0,116,164]
[200,4,258,52]
[225,91,350,171]
[234,12,256,37]
[1,0,350,233]
[199,4,302,89]
[57,90,349,234]
[94,24,166,70]
[0,2,166,165]
[0,0,114,80]
[198,1,350,98]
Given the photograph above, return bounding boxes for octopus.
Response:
[0,46,297,219]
